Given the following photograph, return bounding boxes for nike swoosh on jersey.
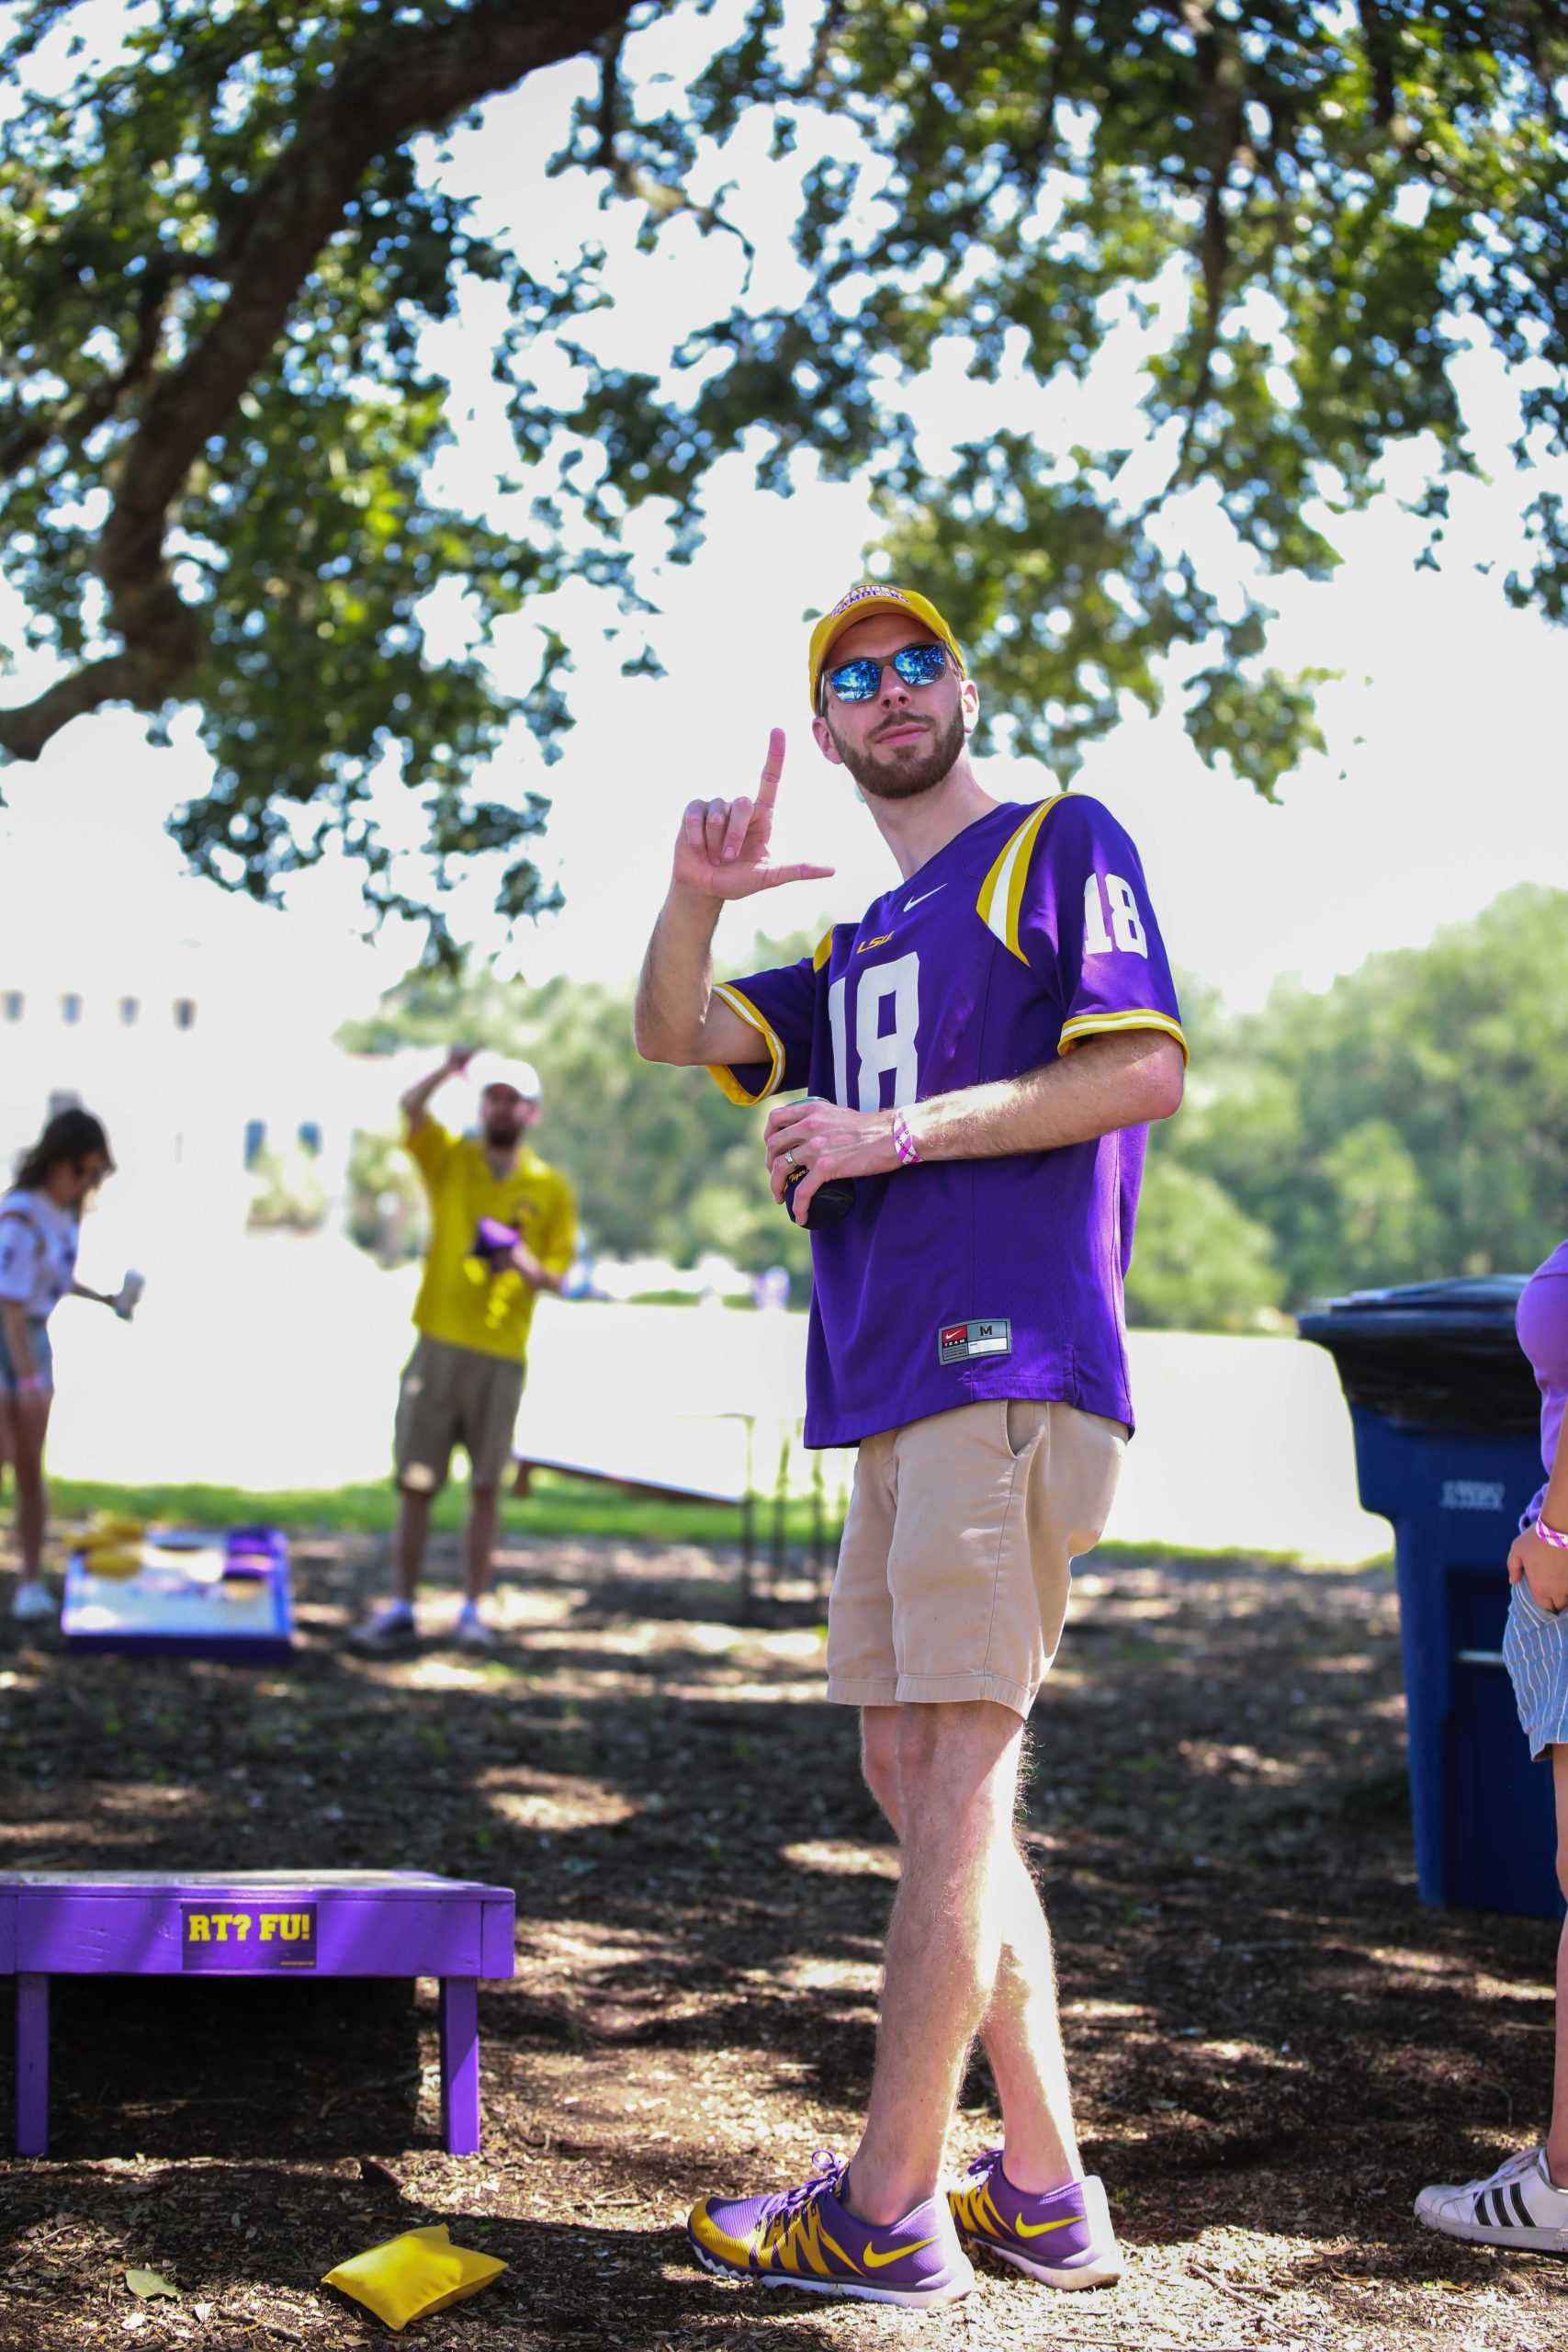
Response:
[862,2236,936,2267]
[904,885,946,910]
[1014,2213,1081,2239]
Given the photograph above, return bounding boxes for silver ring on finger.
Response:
[784,1148,798,1171]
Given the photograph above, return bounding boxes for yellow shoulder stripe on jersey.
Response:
[812,928,834,971]
[975,796,1066,962]
[1059,1008,1190,1063]
[705,982,786,1104]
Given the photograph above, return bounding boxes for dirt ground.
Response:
[1,1529,1565,2351]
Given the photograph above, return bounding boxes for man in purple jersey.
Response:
[636,582,1186,2311]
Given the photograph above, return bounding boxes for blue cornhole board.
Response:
[61,1527,293,1663]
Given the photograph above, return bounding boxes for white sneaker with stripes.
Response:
[1416,2145,1568,2255]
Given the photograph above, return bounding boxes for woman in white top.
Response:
[0,1108,120,1621]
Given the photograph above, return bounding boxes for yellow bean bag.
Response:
[77,1544,143,1580]
[321,2224,506,2333]
[80,1513,146,1547]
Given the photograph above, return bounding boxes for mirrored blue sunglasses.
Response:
[823,639,949,704]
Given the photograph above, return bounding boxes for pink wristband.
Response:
[1533,1517,1568,1551]
[892,1108,920,1167]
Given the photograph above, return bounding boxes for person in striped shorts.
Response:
[1416,1238,1568,2256]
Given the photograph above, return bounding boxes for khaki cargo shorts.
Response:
[393,1335,525,1495]
[827,1398,1127,1720]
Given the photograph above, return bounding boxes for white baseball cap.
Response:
[479,1057,542,1103]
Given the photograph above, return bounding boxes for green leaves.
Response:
[1,1,1565,940]
[1125,1156,1288,1333]
[1157,888,1568,1316]
[0,0,632,950]
[583,1,1568,790]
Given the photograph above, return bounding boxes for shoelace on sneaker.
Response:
[1468,2146,1545,2193]
[759,2151,848,2229]
[1458,2147,1559,2233]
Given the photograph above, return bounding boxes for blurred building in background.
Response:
[0,858,401,1270]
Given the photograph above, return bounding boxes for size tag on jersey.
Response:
[938,1317,1012,1365]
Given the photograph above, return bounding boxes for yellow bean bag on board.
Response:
[76,1544,143,1580]
[81,1513,145,1546]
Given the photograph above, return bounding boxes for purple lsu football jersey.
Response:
[710,794,1186,1449]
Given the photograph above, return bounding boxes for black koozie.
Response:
[784,1170,857,1229]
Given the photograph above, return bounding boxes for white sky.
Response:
[0,10,1564,1025]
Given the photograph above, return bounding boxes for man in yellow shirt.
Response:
[350,1046,577,1652]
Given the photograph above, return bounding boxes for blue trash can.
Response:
[1300,1276,1562,1921]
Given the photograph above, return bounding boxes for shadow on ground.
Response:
[0,1530,1562,2348]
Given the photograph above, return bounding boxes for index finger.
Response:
[755,728,785,816]
[763,1099,804,1143]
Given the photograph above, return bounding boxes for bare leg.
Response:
[862,1705,1080,2198]
[392,1486,433,1605]
[6,1396,51,1578]
[0,1398,14,1552]
[978,1845,1082,2188]
[464,1485,500,1605]
[1545,1747,1568,2189]
[845,1701,1029,2224]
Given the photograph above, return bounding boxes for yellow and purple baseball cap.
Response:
[807,582,966,711]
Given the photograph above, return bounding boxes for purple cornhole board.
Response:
[61,1527,293,1663]
[0,1871,515,2157]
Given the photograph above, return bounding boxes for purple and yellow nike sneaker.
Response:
[949,2149,1122,2288]
[688,2149,975,2309]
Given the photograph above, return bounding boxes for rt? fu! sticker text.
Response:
[180,1902,318,1968]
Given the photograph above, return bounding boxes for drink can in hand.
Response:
[784,1170,856,1229]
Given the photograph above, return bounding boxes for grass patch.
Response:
[42,1483,1382,1573]
[1092,1537,1393,1575]
[47,1472,828,1550]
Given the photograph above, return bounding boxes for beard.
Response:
[482,1114,525,1149]
[826,701,967,802]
